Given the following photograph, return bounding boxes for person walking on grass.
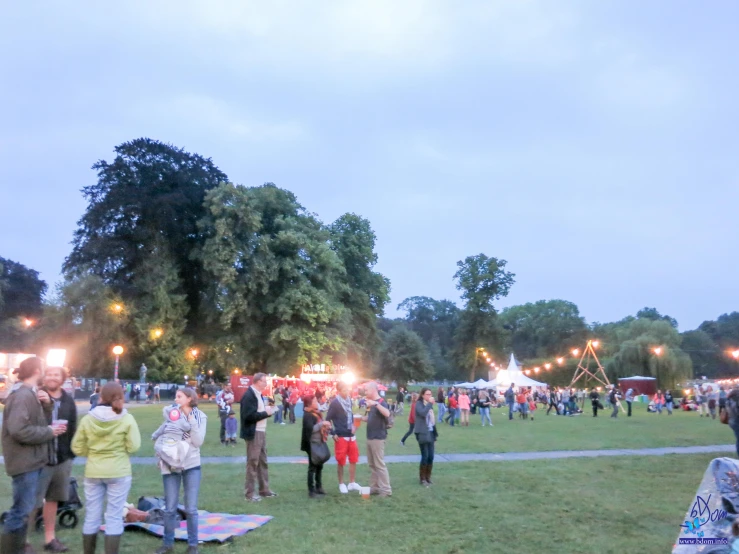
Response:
[590,388,601,417]
[516,389,528,420]
[478,390,492,426]
[72,382,141,554]
[0,357,62,554]
[155,388,207,554]
[609,386,620,418]
[436,387,446,423]
[653,390,664,414]
[363,382,392,497]
[664,390,674,415]
[401,392,419,446]
[35,366,78,553]
[445,393,458,426]
[458,389,470,426]
[414,388,437,486]
[547,388,558,415]
[505,384,515,421]
[217,384,234,445]
[326,381,362,494]
[240,373,277,502]
[625,388,634,417]
[301,395,332,499]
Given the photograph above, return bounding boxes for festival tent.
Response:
[489,353,547,388]
[454,381,475,388]
[617,376,656,396]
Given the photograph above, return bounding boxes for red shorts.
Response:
[334,437,359,465]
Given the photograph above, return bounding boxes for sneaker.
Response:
[347,482,361,492]
[246,495,262,502]
[44,539,69,553]
[400,441,405,446]
[280,422,286,425]
[261,491,278,498]
[339,483,348,494]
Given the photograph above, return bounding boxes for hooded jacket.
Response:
[71,405,141,478]
[1,384,54,477]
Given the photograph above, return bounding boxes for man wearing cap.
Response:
[1,357,65,553]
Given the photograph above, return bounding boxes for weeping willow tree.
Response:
[606,319,693,389]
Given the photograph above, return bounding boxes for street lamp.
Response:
[112,345,124,382]
[572,349,580,357]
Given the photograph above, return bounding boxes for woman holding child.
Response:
[154,388,207,554]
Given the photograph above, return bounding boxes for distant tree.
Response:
[680,330,722,378]
[636,307,678,329]
[501,300,587,359]
[0,257,47,351]
[698,312,739,376]
[452,254,515,380]
[329,214,390,369]
[378,327,433,386]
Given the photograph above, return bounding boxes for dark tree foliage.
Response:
[0,257,47,351]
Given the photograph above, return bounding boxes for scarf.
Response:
[305,406,329,442]
[426,407,435,432]
[337,394,353,431]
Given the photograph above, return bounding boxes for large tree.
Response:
[0,257,47,351]
[329,213,390,371]
[698,312,739,376]
[636,307,678,329]
[198,183,351,372]
[452,254,515,379]
[501,299,587,359]
[64,138,228,334]
[378,326,433,385]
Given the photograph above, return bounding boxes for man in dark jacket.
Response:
[589,388,601,417]
[326,382,361,494]
[36,366,78,553]
[240,373,276,502]
[1,357,63,553]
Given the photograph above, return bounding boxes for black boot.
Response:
[103,534,121,554]
[315,466,325,496]
[307,466,319,498]
[0,528,26,554]
[426,463,434,485]
[82,534,98,554]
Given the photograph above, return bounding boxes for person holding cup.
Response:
[0,357,62,553]
[414,388,438,486]
[240,373,277,502]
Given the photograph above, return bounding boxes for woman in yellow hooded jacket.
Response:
[72,382,141,554]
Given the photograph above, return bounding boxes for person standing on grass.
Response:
[326,381,362,494]
[35,366,78,553]
[436,387,446,423]
[726,389,739,457]
[155,388,207,554]
[609,386,620,418]
[240,373,277,502]
[0,357,62,554]
[547,388,558,415]
[458,389,470,426]
[414,388,437,486]
[273,388,284,424]
[363,382,392,497]
[400,392,419,445]
[90,386,101,409]
[288,387,300,424]
[445,393,458,426]
[653,390,664,414]
[478,390,492,426]
[72,382,141,554]
[516,388,528,420]
[590,388,601,417]
[505,384,515,421]
[217,384,234,445]
[664,390,674,415]
[395,387,405,416]
[301,394,332,499]
[719,387,728,418]
[624,388,634,417]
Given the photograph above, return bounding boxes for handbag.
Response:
[721,410,729,425]
[310,441,331,465]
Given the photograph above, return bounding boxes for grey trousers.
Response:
[245,431,270,498]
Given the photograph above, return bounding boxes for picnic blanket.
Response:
[123,510,272,543]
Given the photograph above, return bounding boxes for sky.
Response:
[1,1,737,331]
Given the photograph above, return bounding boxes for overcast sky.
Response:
[1,1,737,331]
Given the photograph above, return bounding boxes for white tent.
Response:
[489,353,547,388]
[454,381,475,389]
[470,378,490,390]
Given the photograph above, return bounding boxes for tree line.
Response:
[2,138,738,387]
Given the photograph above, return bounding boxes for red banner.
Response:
[231,374,253,403]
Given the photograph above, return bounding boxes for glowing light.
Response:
[524,370,531,375]
[208,369,213,375]
[572,349,580,356]
[683,389,691,395]
[653,347,663,356]
[534,367,540,373]
[152,328,163,339]
[233,368,240,375]
[596,387,602,392]
[24,318,34,328]
[545,363,552,370]
[340,371,356,385]
[111,304,123,314]
[302,374,312,384]
[592,340,600,348]
[190,348,199,358]
[732,350,739,360]
[489,362,495,367]
[557,358,564,365]
[46,349,67,367]
[112,345,124,356]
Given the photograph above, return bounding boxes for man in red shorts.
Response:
[326,382,361,494]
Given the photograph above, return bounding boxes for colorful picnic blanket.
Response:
[123,510,272,543]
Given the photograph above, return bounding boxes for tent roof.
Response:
[618,376,657,381]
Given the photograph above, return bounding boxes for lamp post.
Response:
[112,345,124,382]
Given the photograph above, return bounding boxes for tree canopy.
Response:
[378,326,433,385]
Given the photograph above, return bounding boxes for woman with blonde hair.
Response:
[72,382,141,554]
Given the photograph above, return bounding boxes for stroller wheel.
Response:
[59,510,78,529]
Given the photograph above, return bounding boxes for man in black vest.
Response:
[240,373,276,502]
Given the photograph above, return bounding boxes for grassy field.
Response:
[14,401,725,459]
[0,453,719,553]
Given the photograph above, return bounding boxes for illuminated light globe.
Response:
[112,345,124,356]
[340,371,356,385]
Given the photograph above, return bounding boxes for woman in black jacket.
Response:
[414,388,437,487]
[301,395,331,498]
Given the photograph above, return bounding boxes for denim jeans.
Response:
[4,468,42,532]
[273,408,283,424]
[656,402,662,414]
[507,401,514,420]
[437,403,446,422]
[401,422,414,444]
[418,439,435,465]
[163,467,201,547]
[666,401,673,414]
[83,475,132,536]
[480,407,492,426]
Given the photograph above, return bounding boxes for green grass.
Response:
[40,401,730,459]
[0,454,719,553]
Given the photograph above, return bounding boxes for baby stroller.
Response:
[0,477,82,530]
